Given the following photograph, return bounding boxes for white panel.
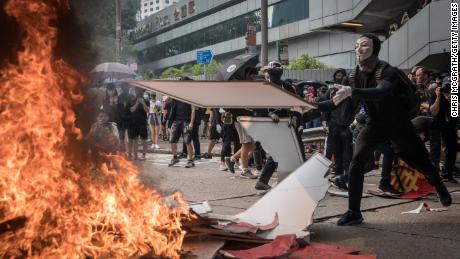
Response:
[309,18,323,30]
[429,0,451,42]
[379,39,390,63]
[330,33,342,53]
[279,24,289,40]
[408,45,430,69]
[239,117,304,175]
[318,33,331,56]
[337,10,353,22]
[235,154,331,239]
[306,36,320,56]
[389,25,408,67]
[337,0,353,12]
[323,0,337,16]
[430,40,450,54]
[309,0,323,20]
[407,5,429,56]
[322,14,337,26]
[288,23,299,37]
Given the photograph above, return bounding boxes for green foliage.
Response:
[206,60,222,75]
[287,54,331,70]
[142,70,156,79]
[192,64,204,76]
[160,67,182,79]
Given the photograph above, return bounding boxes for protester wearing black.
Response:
[168,78,196,168]
[116,84,131,153]
[203,108,221,159]
[127,88,149,160]
[326,68,355,190]
[182,107,203,160]
[313,34,451,226]
[429,79,458,183]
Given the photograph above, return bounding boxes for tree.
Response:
[160,67,182,79]
[287,54,331,70]
[206,60,222,75]
[192,64,203,76]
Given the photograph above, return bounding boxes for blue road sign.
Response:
[197,50,213,64]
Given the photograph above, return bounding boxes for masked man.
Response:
[308,34,451,225]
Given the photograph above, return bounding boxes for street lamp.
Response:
[260,0,268,67]
[115,0,122,63]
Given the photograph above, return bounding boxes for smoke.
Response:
[0,0,23,68]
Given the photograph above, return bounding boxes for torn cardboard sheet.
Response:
[232,154,331,240]
[130,80,317,109]
[190,201,212,215]
[238,117,304,180]
[222,234,377,259]
[328,189,372,198]
[212,213,279,234]
[401,202,448,214]
[182,238,225,259]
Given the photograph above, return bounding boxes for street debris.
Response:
[401,202,449,214]
[221,234,377,259]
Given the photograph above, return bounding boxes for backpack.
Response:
[349,61,418,118]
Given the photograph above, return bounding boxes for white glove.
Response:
[332,86,352,106]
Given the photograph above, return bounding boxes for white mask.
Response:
[355,37,373,63]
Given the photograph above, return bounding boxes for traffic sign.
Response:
[197,50,213,64]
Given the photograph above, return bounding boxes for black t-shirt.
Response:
[128,97,149,125]
[429,94,457,128]
[171,99,192,122]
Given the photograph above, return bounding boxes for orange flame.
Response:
[0,0,189,257]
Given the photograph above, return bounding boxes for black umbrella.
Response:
[214,53,259,80]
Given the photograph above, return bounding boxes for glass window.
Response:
[156,6,159,10]
[144,3,147,6]
[137,0,309,63]
[150,1,153,5]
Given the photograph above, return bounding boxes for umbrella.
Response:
[214,53,259,80]
[90,62,137,82]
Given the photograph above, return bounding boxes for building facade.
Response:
[132,0,452,74]
[140,0,179,20]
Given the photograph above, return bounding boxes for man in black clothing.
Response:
[326,68,355,190]
[429,79,458,183]
[168,78,196,168]
[312,34,451,225]
[127,88,149,160]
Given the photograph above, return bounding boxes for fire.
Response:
[0,0,190,257]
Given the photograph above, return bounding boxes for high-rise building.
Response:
[132,0,451,74]
[140,0,178,20]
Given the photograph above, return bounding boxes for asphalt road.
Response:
[134,150,460,259]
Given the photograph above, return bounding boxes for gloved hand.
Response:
[332,85,352,106]
[269,112,280,123]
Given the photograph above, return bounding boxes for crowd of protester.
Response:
[86,32,457,208]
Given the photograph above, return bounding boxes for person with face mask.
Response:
[304,34,452,226]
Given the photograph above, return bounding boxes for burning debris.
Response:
[0,0,191,257]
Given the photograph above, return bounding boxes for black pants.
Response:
[348,122,443,212]
[330,123,353,176]
[377,142,395,187]
[182,122,201,157]
[430,125,457,177]
[325,129,334,160]
[221,124,241,162]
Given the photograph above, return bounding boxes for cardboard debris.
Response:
[181,238,225,259]
[401,202,448,214]
[222,234,377,259]
[234,154,331,240]
[130,80,317,109]
[238,117,304,180]
[212,213,279,234]
[189,201,212,215]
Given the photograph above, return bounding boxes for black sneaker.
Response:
[337,210,363,226]
[255,182,271,190]
[240,169,257,179]
[224,157,235,174]
[330,177,348,191]
[194,156,201,161]
[378,184,402,196]
[435,184,452,207]
[185,160,195,168]
[202,152,212,159]
[168,157,180,167]
[178,153,187,159]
